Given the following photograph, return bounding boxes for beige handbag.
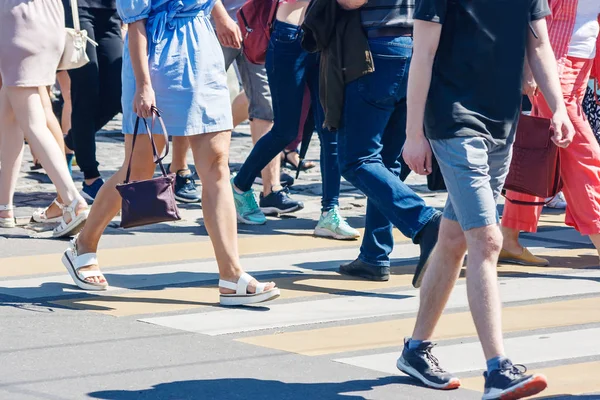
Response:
[58,0,98,70]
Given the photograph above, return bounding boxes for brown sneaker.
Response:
[499,248,549,267]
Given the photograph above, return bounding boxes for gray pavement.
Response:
[1,119,599,400]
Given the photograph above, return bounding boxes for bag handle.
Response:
[70,0,81,32]
[124,107,170,184]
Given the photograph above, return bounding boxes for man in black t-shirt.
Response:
[398,0,575,398]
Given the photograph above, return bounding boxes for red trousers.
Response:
[502,56,600,235]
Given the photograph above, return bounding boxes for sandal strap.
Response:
[0,204,13,211]
[52,199,64,210]
[78,269,104,279]
[255,282,267,294]
[218,273,255,295]
[236,272,253,295]
[75,253,98,269]
[218,279,238,291]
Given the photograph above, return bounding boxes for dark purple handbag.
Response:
[116,108,181,228]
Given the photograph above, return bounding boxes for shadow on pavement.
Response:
[88,376,424,400]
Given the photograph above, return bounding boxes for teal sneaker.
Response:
[314,207,360,240]
[231,178,267,225]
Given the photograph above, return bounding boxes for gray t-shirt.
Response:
[415,0,551,143]
[221,0,247,22]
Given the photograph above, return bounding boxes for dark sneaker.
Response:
[482,360,547,400]
[259,187,304,215]
[396,338,461,390]
[81,178,104,203]
[413,212,442,288]
[254,172,295,188]
[339,258,390,281]
[174,170,201,203]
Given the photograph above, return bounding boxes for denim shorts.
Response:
[430,135,514,231]
[221,45,274,122]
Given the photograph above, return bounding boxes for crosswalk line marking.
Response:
[139,270,600,336]
[0,229,411,278]
[48,253,594,317]
[334,327,600,376]
[237,296,600,355]
[460,361,600,397]
[50,269,418,317]
[47,254,590,317]
[2,246,419,299]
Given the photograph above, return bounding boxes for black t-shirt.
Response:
[415,0,550,142]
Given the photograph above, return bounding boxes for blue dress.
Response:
[117,0,233,136]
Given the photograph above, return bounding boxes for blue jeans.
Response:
[338,37,438,266]
[233,20,340,211]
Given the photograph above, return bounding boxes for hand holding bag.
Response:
[116,109,181,228]
[58,0,98,71]
[502,111,562,205]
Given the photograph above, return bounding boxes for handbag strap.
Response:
[124,107,170,184]
[70,0,81,32]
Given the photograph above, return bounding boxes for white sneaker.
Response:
[545,192,567,209]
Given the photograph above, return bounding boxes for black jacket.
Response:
[302,0,374,131]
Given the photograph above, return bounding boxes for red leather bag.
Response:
[503,112,562,205]
[237,0,279,65]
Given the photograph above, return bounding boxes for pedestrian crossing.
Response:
[1,214,599,398]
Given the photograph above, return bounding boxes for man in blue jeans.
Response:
[336,0,441,288]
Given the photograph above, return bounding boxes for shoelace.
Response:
[500,363,527,379]
[243,190,260,211]
[183,177,197,191]
[420,344,447,373]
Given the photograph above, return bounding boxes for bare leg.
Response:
[412,218,466,341]
[5,87,86,219]
[170,136,190,173]
[0,88,25,219]
[232,91,249,128]
[188,131,275,293]
[56,71,73,137]
[589,234,600,258]
[500,225,523,254]
[76,133,165,284]
[464,224,506,360]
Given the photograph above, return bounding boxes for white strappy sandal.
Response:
[61,237,108,291]
[219,272,280,306]
[53,198,89,238]
[31,199,64,224]
[0,204,16,228]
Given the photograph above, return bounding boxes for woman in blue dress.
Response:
[60,0,280,306]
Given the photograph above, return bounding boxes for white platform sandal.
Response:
[61,237,108,291]
[219,272,280,306]
[31,199,64,224]
[53,198,89,238]
[0,204,16,228]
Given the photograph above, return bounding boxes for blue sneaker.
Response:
[314,207,360,240]
[482,360,547,400]
[231,178,267,225]
[81,178,104,203]
[259,187,304,215]
[174,170,201,203]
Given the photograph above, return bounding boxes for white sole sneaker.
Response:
[314,227,359,240]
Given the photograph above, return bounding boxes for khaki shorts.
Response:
[221,46,274,122]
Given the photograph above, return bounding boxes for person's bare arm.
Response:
[212,1,242,48]
[129,20,155,119]
[337,0,367,10]
[526,18,575,148]
[522,56,538,96]
[402,20,442,175]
